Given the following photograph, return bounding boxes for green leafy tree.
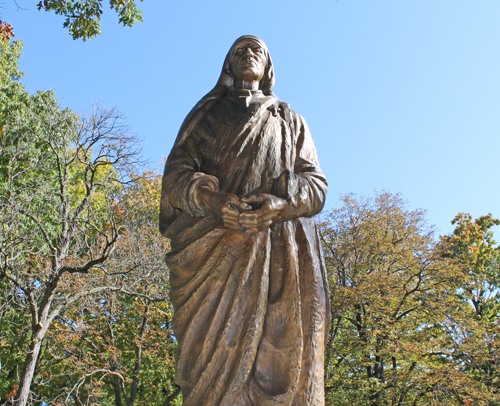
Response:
[441,213,500,316]
[0,38,26,138]
[0,37,144,405]
[36,0,144,40]
[440,213,500,398]
[0,37,31,405]
[319,193,495,405]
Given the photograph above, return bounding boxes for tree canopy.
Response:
[0,37,177,406]
[319,193,500,405]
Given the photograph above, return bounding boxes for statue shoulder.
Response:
[267,101,307,130]
[267,100,291,121]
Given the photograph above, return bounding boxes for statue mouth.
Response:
[240,59,258,67]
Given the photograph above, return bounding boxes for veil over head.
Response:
[214,35,275,97]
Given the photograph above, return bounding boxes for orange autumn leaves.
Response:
[0,21,14,42]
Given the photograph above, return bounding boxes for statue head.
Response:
[229,37,267,84]
[217,35,275,96]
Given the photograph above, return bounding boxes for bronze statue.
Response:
[160,35,329,406]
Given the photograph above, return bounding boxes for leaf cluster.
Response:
[0,21,14,43]
[36,0,144,41]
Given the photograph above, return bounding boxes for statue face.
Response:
[230,41,266,82]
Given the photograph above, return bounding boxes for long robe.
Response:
[160,92,329,406]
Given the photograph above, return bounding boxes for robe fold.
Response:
[160,92,329,406]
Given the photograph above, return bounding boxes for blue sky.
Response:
[4,0,500,236]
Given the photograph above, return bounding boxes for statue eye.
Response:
[253,48,263,54]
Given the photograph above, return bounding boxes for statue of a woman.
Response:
[160,35,329,406]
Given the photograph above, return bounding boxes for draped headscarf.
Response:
[160,36,277,235]
[211,35,275,98]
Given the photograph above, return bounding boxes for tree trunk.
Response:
[13,331,44,406]
[14,290,53,406]
[162,386,181,406]
[112,370,123,406]
[128,303,149,406]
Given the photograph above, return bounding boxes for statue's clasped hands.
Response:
[198,186,288,233]
[238,194,288,233]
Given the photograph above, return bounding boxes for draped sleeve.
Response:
[161,132,219,219]
[272,110,328,219]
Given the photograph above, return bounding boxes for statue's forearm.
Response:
[272,169,327,219]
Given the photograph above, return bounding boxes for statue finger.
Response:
[241,215,272,229]
[223,216,241,227]
[244,207,269,217]
[242,196,265,211]
[223,218,244,230]
[239,217,258,225]
[227,198,252,211]
[241,195,264,204]
[222,205,242,217]
[239,219,259,229]
[239,212,259,220]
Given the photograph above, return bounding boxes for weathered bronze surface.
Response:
[160,36,330,406]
